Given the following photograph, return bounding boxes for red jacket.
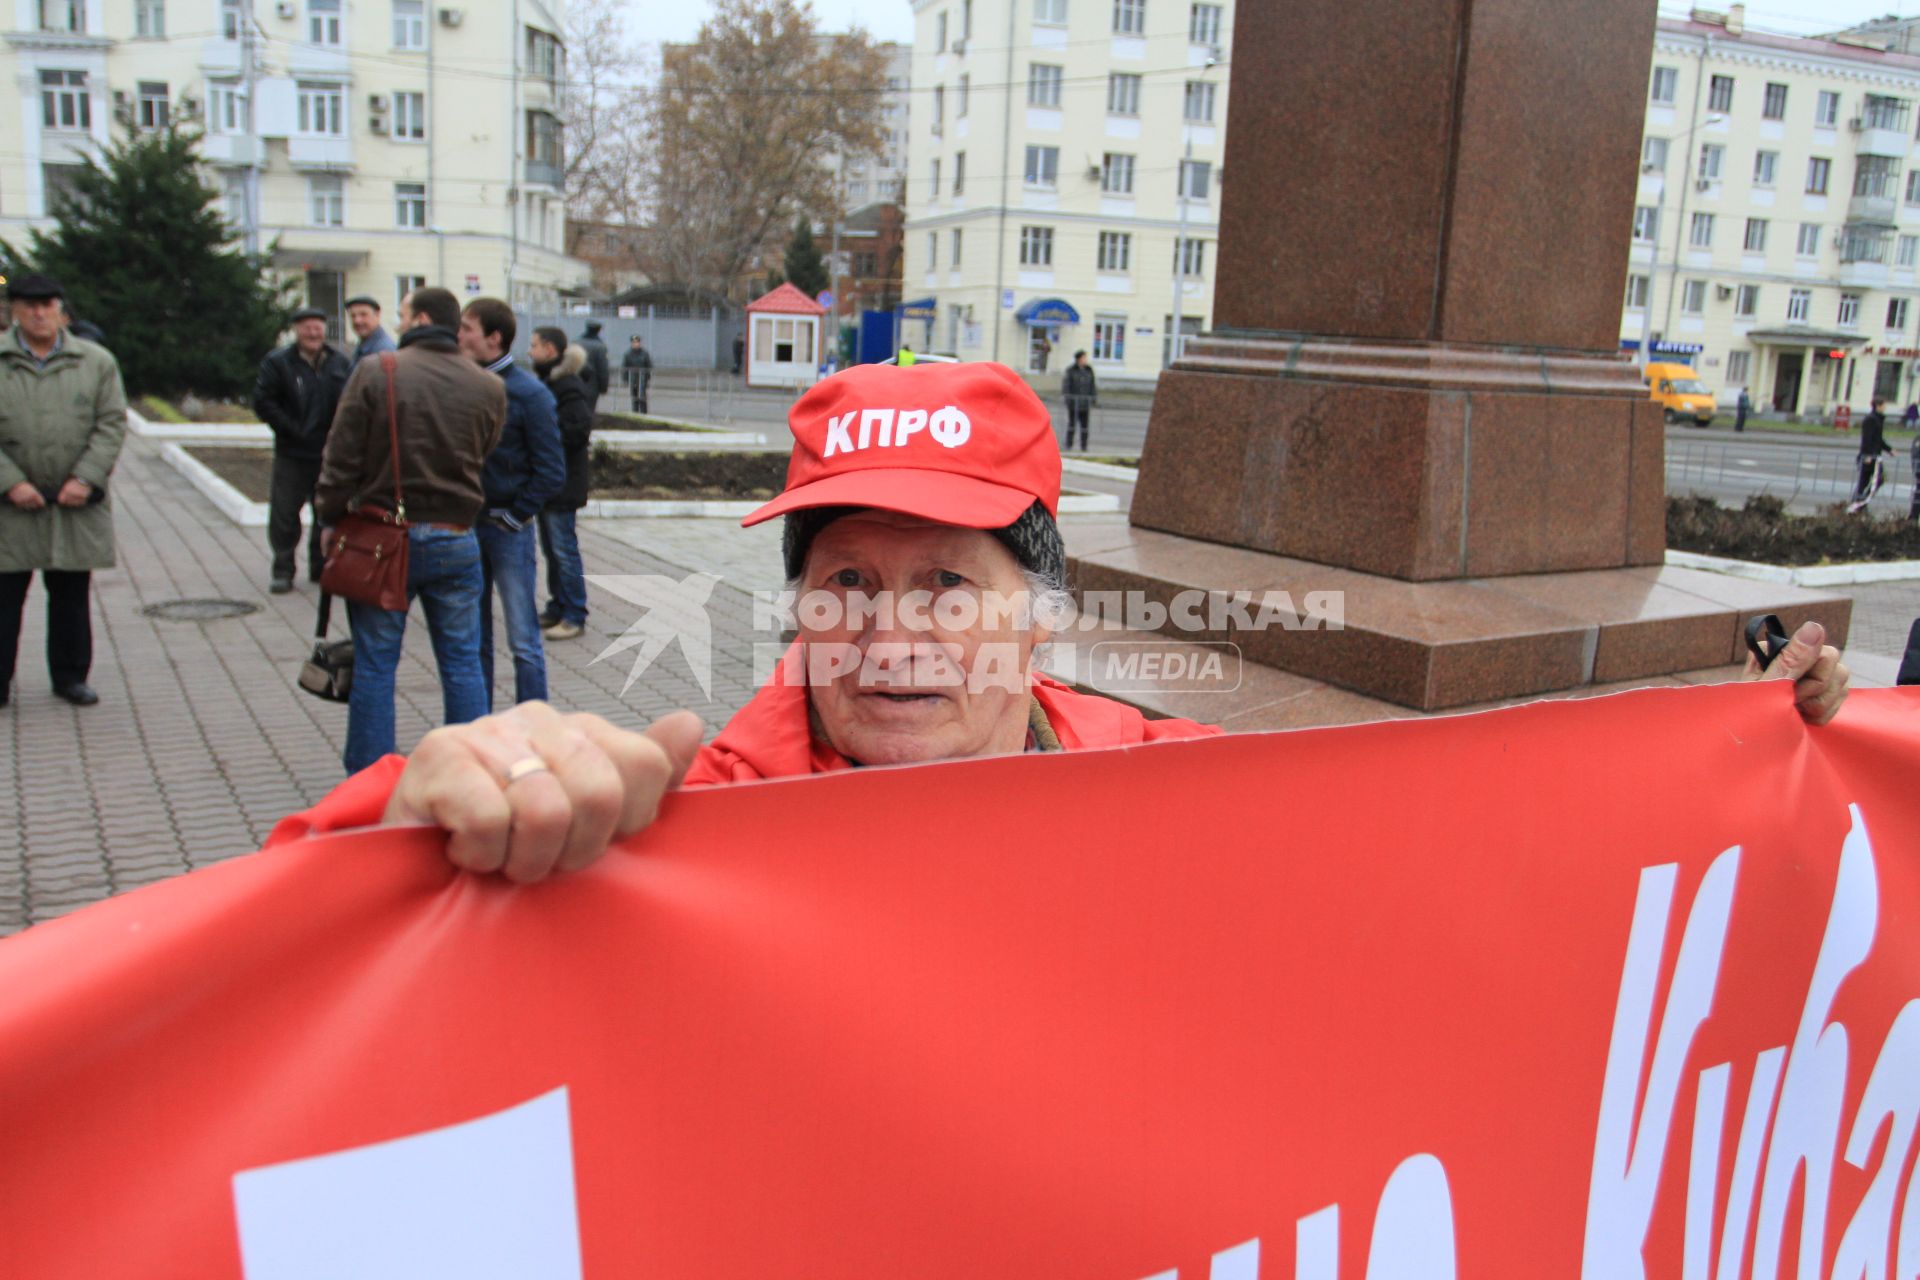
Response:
[266,663,1218,846]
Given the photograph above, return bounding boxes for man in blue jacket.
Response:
[457,297,565,708]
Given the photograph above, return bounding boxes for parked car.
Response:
[1644,362,1717,427]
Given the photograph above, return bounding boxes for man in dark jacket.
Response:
[1849,397,1895,513]
[1061,350,1097,452]
[576,319,611,402]
[253,306,350,592]
[460,298,565,709]
[529,327,593,641]
[316,286,506,774]
[621,335,654,414]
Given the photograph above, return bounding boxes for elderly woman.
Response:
[271,361,1851,881]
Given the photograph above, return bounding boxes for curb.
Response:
[128,408,271,442]
[160,442,269,527]
[1665,548,1920,586]
[1061,458,1142,482]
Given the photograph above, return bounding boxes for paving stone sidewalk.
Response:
[3,438,1915,935]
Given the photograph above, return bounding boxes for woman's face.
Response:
[798,510,1051,767]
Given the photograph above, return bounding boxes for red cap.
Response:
[742,361,1062,529]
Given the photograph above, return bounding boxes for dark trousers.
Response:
[268,452,326,582]
[0,569,92,694]
[1065,399,1091,451]
[629,372,650,414]
[1853,455,1885,506]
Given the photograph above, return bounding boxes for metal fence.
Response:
[1666,437,1916,513]
[508,304,745,372]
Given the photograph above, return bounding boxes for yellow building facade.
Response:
[3,0,587,336]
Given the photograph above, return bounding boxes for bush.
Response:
[1667,493,1920,565]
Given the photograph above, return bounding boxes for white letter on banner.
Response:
[1832,1000,1920,1280]
[1685,1063,1731,1280]
[1210,1238,1259,1280]
[1583,848,1741,1280]
[1367,1154,1456,1280]
[1753,806,1879,1280]
[1296,1205,1339,1280]
[1710,1046,1787,1280]
[232,1087,581,1280]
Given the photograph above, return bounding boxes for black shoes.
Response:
[269,577,294,594]
[55,683,98,706]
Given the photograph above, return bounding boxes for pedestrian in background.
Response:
[530,326,593,642]
[317,287,504,774]
[732,332,745,375]
[345,294,395,369]
[0,273,126,709]
[1035,333,1053,373]
[252,306,349,594]
[1849,395,1895,513]
[576,319,610,402]
[622,335,653,414]
[1904,401,1918,432]
[460,298,565,708]
[1734,386,1750,434]
[1062,350,1097,452]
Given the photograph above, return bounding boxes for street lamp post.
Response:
[1638,113,1725,371]
[1169,56,1217,368]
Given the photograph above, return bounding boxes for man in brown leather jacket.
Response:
[316,286,507,774]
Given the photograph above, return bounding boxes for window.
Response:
[135,81,169,130]
[1736,284,1759,317]
[135,0,164,37]
[1858,154,1902,199]
[1650,66,1677,105]
[1190,2,1222,43]
[395,274,426,314]
[1743,218,1767,254]
[1798,223,1821,257]
[1727,350,1750,384]
[1184,80,1216,122]
[395,182,426,228]
[853,250,877,276]
[1097,231,1131,272]
[1023,145,1059,187]
[1865,94,1912,132]
[527,28,563,85]
[1624,274,1649,309]
[393,91,425,140]
[1101,152,1135,194]
[962,0,972,39]
[1753,150,1777,187]
[1179,159,1211,200]
[1112,0,1145,34]
[1697,144,1724,181]
[1681,279,1706,315]
[308,176,344,226]
[1641,135,1669,170]
[1839,293,1861,328]
[930,157,941,196]
[950,227,963,267]
[38,0,84,32]
[1632,206,1657,242]
[1891,298,1911,331]
[393,0,424,48]
[1815,90,1839,127]
[41,163,85,214]
[931,85,945,131]
[1907,171,1920,206]
[952,151,965,194]
[936,10,947,50]
[1028,63,1063,107]
[1034,0,1067,22]
[1762,82,1787,120]
[1175,236,1205,276]
[926,231,938,271]
[220,171,247,227]
[221,0,240,37]
[1689,212,1713,248]
[1840,225,1890,265]
[1902,234,1920,268]
[957,74,969,116]
[39,71,89,130]
[1092,315,1126,361]
[1019,225,1054,266]
[1806,157,1830,195]
[297,82,344,135]
[1107,73,1141,115]
[208,82,249,134]
[526,110,562,174]
[308,0,340,46]
[1786,288,1810,322]
[1707,74,1733,113]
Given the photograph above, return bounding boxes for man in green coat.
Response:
[0,273,128,707]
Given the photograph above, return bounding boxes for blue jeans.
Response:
[478,518,548,709]
[343,527,489,775]
[537,511,589,626]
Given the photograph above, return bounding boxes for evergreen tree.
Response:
[783,219,829,299]
[2,125,289,400]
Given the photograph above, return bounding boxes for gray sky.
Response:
[637,0,1906,47]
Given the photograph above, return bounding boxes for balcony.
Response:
[1839,224,1893,287]
[1858,96,1912,157]
[199,132,263,166]
[288,135,353,169]
[1851,191,1899,225]
[524,159,563,189]
[287,42,350,77]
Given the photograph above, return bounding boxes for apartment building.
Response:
[1629,8,1920,414]
[902,0,1229,384]
[830,40,908,212]
[3,0,588,337]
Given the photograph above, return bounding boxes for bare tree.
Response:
[638,0,888,301]
[562,0,647,259]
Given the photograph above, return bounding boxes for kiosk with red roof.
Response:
[744,283,828,389]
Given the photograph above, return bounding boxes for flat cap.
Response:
[344,294,380,311]
[289,306,329,324]
[7,273,64,300]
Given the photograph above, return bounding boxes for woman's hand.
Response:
[381,704,705,882]
[1743,620,1849,727]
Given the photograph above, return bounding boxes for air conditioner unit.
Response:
[1850,117,1865,131]
[438,6,462,26]
[952,38,966,53]
[1696,178,1712,191]
[1209,43,1224,62]
[368,116,388,135]
[1715,284,1733,300]
[274,0,294,17]
[1086,164,1102,181]
[368,93,388,111]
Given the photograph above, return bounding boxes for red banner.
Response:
[1,683,1918,1278]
